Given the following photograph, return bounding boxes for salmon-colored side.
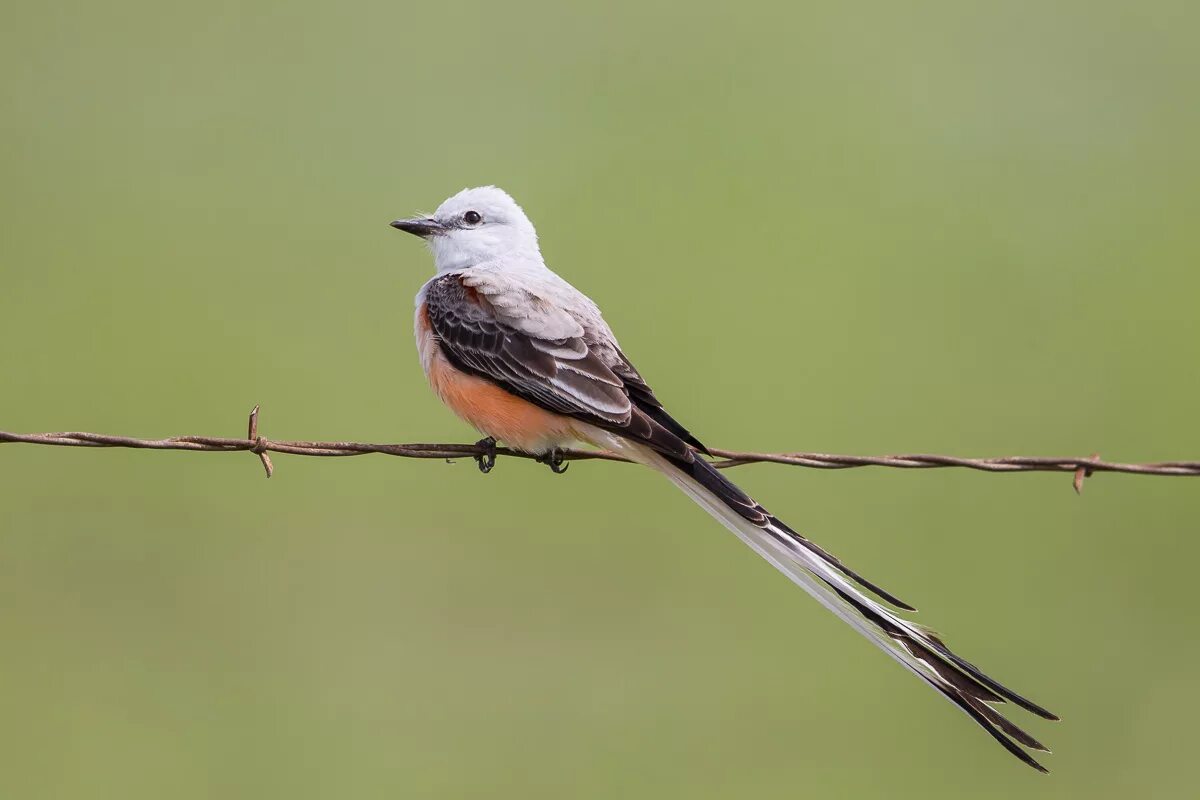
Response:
[416,302,579,454]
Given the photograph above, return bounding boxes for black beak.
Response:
[390,217,445,238]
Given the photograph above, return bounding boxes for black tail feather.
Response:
[656,447,1057,772]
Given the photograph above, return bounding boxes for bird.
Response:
[391,186,1057,772]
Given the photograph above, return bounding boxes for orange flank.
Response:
[415,303,579,454]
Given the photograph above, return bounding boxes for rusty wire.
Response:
[2,406,1198,493]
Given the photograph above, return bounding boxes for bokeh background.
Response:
[3,1,1198,797]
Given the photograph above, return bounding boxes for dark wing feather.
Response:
[611,354,709,453]
[425,273,689,458]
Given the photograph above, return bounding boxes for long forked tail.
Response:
[604,436,1058,772]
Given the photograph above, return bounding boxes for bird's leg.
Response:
[535,447,570,475]
[473,437,498,474]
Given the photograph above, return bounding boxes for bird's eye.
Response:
[463,210,482,225]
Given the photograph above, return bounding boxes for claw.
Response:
[536,448,570,475]
[474,437,497,474]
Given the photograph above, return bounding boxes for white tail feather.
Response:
[582,429,1054,772]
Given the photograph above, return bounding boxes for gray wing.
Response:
[423,272,698,459]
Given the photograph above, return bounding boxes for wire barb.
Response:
[2,408,1198,491]
[247,405,274,478]
[1073,453,1100,494]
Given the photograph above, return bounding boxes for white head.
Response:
[391,186,541,273]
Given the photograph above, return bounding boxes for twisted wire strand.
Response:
[3,407,1197,490]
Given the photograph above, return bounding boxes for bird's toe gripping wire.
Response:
[536,448,570,475]
[474,437,498,474]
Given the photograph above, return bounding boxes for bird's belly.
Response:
[415,303,578,454]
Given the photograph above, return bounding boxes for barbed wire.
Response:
[2,406,1197,493]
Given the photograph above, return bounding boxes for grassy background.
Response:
[3,1,1199,796]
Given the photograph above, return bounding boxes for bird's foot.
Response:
[473,437,498,474]
[535,448,570,475]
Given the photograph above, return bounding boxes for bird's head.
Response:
[391,186,540,272]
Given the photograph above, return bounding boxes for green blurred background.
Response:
[3,1,1198,796]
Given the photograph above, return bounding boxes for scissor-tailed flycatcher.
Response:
[392,186,1057,772]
